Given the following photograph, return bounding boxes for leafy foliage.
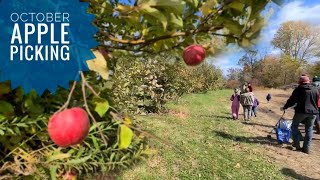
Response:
[1,0,282,178]
[0,77,149,179]
[88,0,281,57]
[112,55,224,114]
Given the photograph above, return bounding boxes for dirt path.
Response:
[240,89,320,180]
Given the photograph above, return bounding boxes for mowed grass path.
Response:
[119,90,285,179]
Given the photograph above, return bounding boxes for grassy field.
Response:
[118,90,285,180]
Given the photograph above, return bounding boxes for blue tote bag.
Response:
[275,119,291,143]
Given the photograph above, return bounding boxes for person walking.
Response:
[240,88,254,122]
[281,75,319,154]
[312,76,320,87]
[248,83,253,92]
[266,93,271,103]
[241,82,248,94]
[312,76,320,134]
[251,96,259,117]
[230,88,240,120]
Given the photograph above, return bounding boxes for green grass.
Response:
[118,90,285,180]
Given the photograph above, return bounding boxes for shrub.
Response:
[0,75,148,179]
[225,79,241,89]
[112,55,225,114]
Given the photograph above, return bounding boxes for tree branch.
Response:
[56,81,77,114]
[80,72,108,147]
[100,31,187,45]
[192,0,231,35]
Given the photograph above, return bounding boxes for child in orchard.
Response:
[251,96,259,117]
[230,88,240,120]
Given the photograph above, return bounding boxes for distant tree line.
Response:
[226,20,320,89]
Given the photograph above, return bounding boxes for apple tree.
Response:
[0,0,283,178]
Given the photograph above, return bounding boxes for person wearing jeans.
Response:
[240,88,254,122]
[251,96,259,117]
[290,114,316,152]
[243,105,252,120]
[281,75,319,154]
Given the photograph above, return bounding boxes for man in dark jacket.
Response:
[312,76,320,134]
[281,75,319,154]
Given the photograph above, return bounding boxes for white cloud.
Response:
[212,1,320,74]
[209,45,244,75]
[277,1,320,25]
[261,1,320,45]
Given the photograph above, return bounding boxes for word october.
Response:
[10,13,70,61]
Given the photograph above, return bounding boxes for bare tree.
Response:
[227,68,242,81]
[238,49,261,81]
[272,21,320,64]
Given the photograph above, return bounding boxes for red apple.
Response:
[182,44,206,66]
[48,107,90,147]
[64,171,77,180]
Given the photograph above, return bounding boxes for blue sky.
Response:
[211,0,320,75]
[117,0,320,74]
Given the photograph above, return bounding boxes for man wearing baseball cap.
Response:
[281,74,319,154]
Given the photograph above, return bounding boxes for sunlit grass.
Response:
[118,90,285,180]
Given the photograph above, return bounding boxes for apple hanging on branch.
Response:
[92,0,283,64]
[48,107,90,147]
[182,44,206,66]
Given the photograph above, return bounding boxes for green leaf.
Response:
[109,152,115,162]
[67,155,92,164]
[0,101,14,117]
[16,123,28,128]
[169,13,183,28]
[91,135,100,150]
[200,0,217,16]
[118,125,134,149]
[0,114,6,121]
[23,90,44,116]
[228,1,245,12]
[76,146,85,159]
[140,5,168,29]
[191,0,199,8]
[50,165,58,180]
[14,87,24,102]
[46,153,71,163]
[139,0,185,13]
[222,19,243,36]
[89,123,98,132]
[93,97,109,117]
[0,81,11,96]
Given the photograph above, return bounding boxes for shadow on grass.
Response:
[242,121,275,128]
[199,114,233,120]
[281,168,318,180]
[213,130,283,146]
